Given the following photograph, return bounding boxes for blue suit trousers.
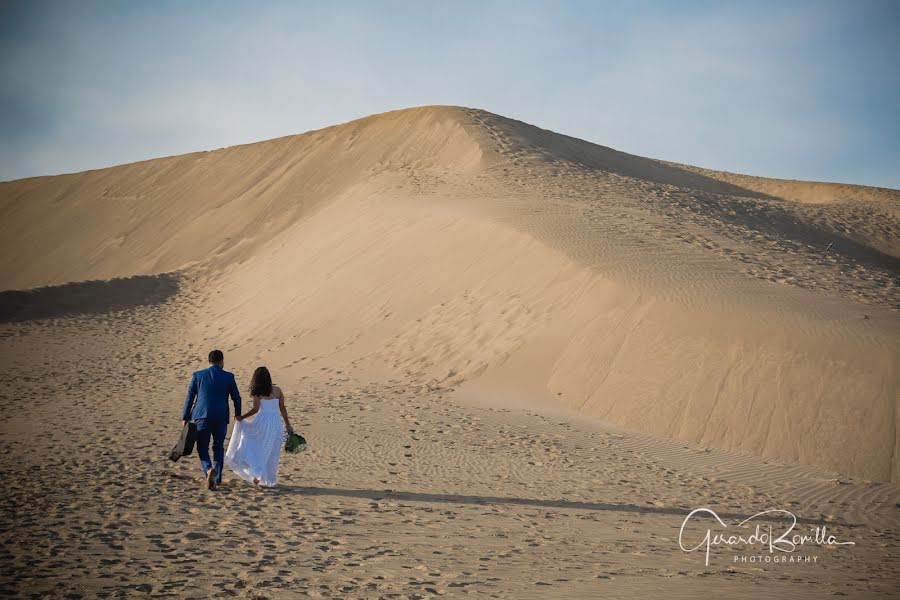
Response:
[195,418,227,484]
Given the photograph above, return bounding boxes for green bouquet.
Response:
[284,431,308,453]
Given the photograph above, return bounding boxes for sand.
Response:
[0,106,898,597]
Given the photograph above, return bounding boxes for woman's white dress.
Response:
[225,398,284,487]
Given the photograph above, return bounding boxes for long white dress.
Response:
[225,398,284,487]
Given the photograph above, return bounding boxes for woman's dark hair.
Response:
[249,366,273,397]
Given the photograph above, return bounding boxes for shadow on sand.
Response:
[0,272,180,323]
[268,485,831,527]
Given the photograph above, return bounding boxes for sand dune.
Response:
[0,108,482,289]
[3,106,894,481]
[1,106,898,596]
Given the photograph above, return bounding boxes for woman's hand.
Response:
[235,415,244,422]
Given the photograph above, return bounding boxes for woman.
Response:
[225,366,294,487]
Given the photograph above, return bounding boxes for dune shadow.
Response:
[478,110,772,199]
[478,111,900,278]
[686,190,900,273]
[270,485,831,526]
[0,273,180,323]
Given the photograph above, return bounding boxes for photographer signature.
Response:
[679,508,855,566]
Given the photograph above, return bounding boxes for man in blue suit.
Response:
[182,349,242,490]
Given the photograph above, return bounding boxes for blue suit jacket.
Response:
[182,365,242,423]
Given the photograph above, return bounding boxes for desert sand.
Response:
[0,106,898,598]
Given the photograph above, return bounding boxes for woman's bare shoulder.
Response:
[272,384,284,398]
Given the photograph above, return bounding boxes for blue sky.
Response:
[1,0,898,188]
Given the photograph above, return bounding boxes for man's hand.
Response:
[182,420,187,427]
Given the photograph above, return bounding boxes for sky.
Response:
[1,0,898,188]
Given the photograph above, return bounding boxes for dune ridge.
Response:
[1,105,897,483]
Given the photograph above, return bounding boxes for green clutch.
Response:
[284,431,308,453]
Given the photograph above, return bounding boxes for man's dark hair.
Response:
[208,349,224,364]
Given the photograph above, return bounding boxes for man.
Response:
[182,349,242,491]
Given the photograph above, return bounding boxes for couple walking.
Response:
[181,349,294,490]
